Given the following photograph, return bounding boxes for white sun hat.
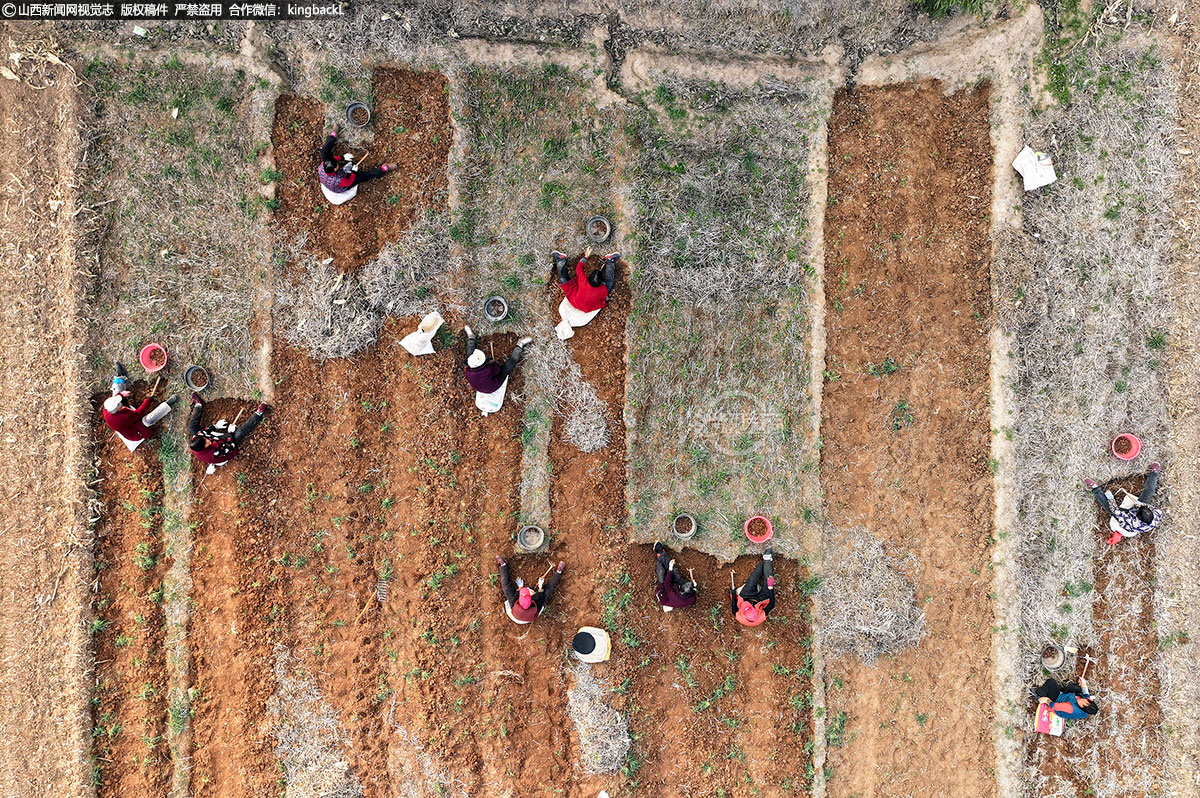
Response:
[467,350,486,368]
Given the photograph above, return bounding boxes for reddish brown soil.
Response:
[189,397,281,798]
[188,249,812,794]
[621,550,815,795]
[186,323,538,797]
[674,515,693,535]
[1033,474,1163,796]
[747,518,767,538]
[272,67,451,271]
[1114,436,1133,456]
[147,349,165,368]
[821,81,995,798]
[267,324,532,797]
[88,387,171,798]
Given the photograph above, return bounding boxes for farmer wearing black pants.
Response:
[1034,677,1099,719]
[552,248,619,316]
[731,547,776,627]
[1084,462,1163,544]
[553,248,619,291]
[463,326,532,394]
[654,541,697,610]
[187,393,270,467]
[317,124,396,199]
[496,555,565,624]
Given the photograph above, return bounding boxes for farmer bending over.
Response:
[463,326,532,394]
[317,123,397,205]
[553,247,619,313]
[731,546,776,627]
[188,393,270,467]
[496,555,565,624]
[1034,677,1099,720]
[101,361,178,447]
[1084,462,1162,544]
[654,541,697,611]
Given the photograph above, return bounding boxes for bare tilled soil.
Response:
[185,250,814,797]
[820,81,995,798]
[189,397,282,798]
[88,388,172,798]
[261,324,535,797]
[10,13,1200,798]
[272,66,451,271]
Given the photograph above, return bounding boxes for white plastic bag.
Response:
[400,311,444,356]
[556,297,601,339]
[1012,146,1057,191]
[475,379,508,416]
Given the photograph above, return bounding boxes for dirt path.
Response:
[88,394,172,798]
[0,51,92,798]
[820,81,995,798]
[1163,6,1200,792]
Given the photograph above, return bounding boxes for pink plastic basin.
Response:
[139,343,167,373]
[1112,433,1141,461]
[745,515,773,544]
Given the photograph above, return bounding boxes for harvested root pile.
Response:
[820,526,926,662]
[268,646,364,798]
[567,663,630,774]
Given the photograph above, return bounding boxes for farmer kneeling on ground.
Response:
[102,361,179,449]
[1034,677,1099,720]
[188,393,270,468]
[1085,462,1162,545]
[317,123,397,205]
[464,326,531,392]
[654,541,697,612]
[496,555,565,624]
[731,546,776,627]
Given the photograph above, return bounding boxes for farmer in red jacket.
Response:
[101,361,178,446]
[654,541,697,611]
[187,393,270,467]
[553,247,619,313]
[496,555,565,624]
[317,124,396,204]
[730,547,776,627]
[463,326,532,394]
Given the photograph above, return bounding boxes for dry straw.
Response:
[819,526,926,662]
[567,662,631,774]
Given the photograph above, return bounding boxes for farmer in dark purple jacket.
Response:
[654,541,697,611]
[463,326,531,394]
